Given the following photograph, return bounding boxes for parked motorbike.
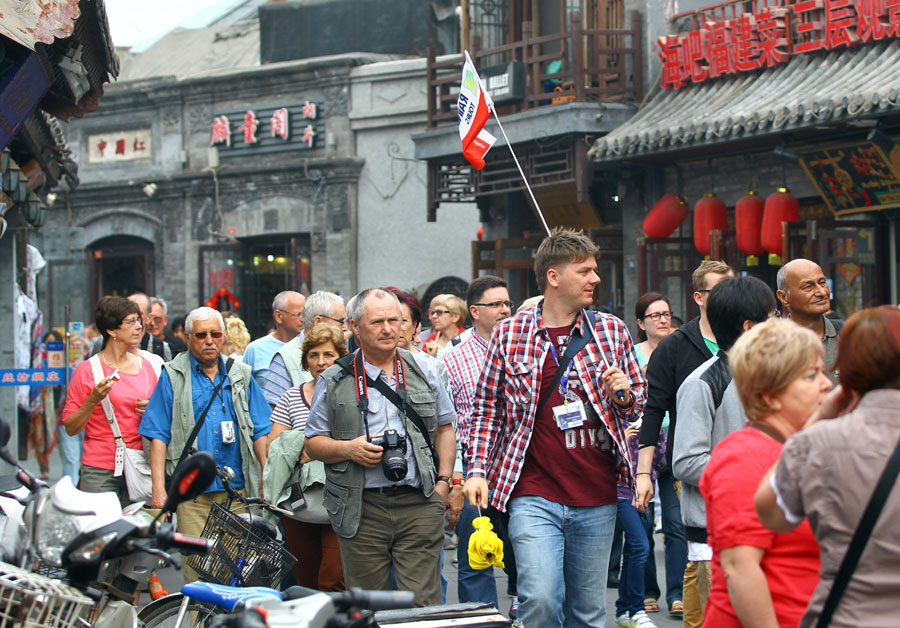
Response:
[0,414,216,628]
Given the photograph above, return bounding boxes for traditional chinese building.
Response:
[32,4,477,336]
[590,0,900,321]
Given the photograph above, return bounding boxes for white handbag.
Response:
[88,356,153,503]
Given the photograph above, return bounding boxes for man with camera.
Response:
[305,288,457,606]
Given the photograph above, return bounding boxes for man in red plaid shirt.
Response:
[463,228,646,628]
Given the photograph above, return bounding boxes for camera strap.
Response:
[178,357,234,468]
[345,350,440,471]
[536,310,595,418]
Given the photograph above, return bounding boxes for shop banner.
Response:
[0,369,66,386]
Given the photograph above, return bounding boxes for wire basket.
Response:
[0,561,92,628]
[185,503,295,588]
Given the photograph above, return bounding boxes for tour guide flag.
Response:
[458,51,496,170]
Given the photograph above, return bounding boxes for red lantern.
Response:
[643,193,689,238]
[735,189,765,256]
[693,193,727,256]
[761,187,799,255]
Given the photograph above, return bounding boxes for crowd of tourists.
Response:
[47,229,900,627]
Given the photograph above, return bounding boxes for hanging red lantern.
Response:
[761,187,799,257]
[693,193,727,256]
[735,189,765,256]
[643,193,689,238]
[477,224,484,241]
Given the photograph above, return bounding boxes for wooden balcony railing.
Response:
[426,10,642,129]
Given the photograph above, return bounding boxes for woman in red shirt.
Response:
[700,318,830,627]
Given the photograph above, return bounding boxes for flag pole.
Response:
[487,107,552,237]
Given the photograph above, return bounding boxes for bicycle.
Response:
[139,467,296,627]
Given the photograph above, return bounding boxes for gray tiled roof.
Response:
[589,39,900,162]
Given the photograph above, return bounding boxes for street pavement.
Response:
[19,451,685,627]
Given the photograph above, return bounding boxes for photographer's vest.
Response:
[274,337,312,387]
[162,352,262,498]
[322,348,439,538]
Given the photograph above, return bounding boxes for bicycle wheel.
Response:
[138,593,220,628]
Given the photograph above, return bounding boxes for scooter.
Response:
[0,414,216,627]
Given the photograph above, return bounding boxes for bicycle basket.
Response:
[0,561,92,628]
[185,503,295,588]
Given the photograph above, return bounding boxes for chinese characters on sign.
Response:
[87,129,152,163]
[210,101,321,150]
[0,369,65,386]
[797,141,900,215]
[659,1,900,90]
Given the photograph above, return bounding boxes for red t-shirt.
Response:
[512,325,617,506]
[63,356,158,471]
[701,425,820,628]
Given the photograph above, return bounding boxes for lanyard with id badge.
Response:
[536,311,597,426]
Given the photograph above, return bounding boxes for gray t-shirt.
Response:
[305,351,456,488]
[773,388,900,628]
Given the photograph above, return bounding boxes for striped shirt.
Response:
[467,304,646,512]
[441,329,490,461]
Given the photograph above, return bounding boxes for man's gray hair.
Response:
[150,296,168,316]
[302,291,344,329]
[776,266,788,293]
[348,288,401,324]
[272,290,302,312]
[185,307,225,335]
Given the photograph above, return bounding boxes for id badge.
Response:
[552,399,587,430]
[221,420,236,445]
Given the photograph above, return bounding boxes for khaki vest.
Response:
[163,351,262,498]
[321,348,439,538]
[275,338,312,387]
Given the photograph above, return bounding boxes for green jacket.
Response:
[262,429,327,520]
[275,336,313,387]
[321,348,439,538]
[163,351,262,498]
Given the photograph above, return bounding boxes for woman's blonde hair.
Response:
[729,318,824,421]
[432,294,467,325]
[224,317,251,355]
[301,323,348,371]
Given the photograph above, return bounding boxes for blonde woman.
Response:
[423,294,466,359]
[224,316,251,361]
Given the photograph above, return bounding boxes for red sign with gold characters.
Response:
[659,0,900,90]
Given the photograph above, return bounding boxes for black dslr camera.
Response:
[371,429,408,482]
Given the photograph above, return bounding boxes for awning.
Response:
[0,0,81,50]
[589,39,900,163]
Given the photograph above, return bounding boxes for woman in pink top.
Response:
[63,296,158,505]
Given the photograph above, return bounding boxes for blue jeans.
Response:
[655,468,686,607]
[508,496,616,628]
[456,502,499,605]
[57,424,83,486]
[616,499,652,616]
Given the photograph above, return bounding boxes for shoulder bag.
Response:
[88,355,153,502]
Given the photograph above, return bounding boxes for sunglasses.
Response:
[193,331,224,340]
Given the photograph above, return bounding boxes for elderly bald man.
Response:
[775,258,842,383]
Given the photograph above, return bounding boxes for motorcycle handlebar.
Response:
[282,586,416,611]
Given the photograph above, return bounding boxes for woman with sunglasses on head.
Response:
[423,294,467,360]
[63,296,158,503]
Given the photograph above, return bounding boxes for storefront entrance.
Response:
[90,235,154,306]
[200,234,311,339]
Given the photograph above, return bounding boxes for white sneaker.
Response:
[614,614,631,627]
[630,610,658,628]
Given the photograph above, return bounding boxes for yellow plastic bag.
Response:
[467,516,505,569]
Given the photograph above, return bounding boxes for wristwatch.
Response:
[436,475,450,484]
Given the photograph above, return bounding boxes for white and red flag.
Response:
[457,51,496,170]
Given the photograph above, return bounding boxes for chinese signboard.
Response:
[797,140,900,215]
[87,129,152,163]
[210,101,323,154]
[660,1,900,90]
[0,369,66,386]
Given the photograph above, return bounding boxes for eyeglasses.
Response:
[472,300,513,309]
[642,311,673,322]
[277,309,303,319]
[149,316,165,324]
[121,317,143,327]
[322,315,346,325]
[193,331,224,340]
[696,289,711,294]
[429,309,450,317]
